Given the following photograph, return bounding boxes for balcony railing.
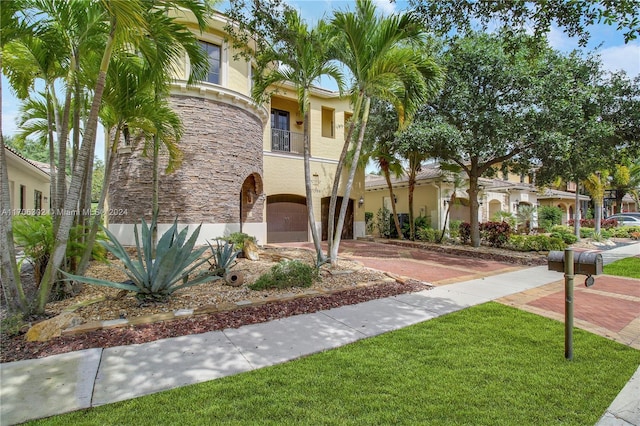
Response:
[271,128,304,155]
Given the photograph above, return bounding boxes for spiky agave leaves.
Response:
[62,216,220,302]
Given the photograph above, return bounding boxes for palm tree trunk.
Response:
[77,126,120,275]
[383,166,402,239]
[408,170,416,240]
[45,88,57,214]
[0,123,28,313]
[330,96,370,264]
[36,19,117,314]
[302,107,325,265]
[152,133,159,251]
[327,94,363,261]
[574,182,581,241]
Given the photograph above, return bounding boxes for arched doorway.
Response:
[488,200,502,222]
[321,196,354,240]
[240,173,263,233]
[266,194,308,243]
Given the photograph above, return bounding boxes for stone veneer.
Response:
[109,95,264,225]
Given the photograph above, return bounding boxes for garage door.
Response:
[267,195,308,243]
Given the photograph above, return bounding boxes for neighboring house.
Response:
[363,163,590,233]
[106,11,364,245]
[4,146,51,214]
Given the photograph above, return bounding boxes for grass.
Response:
[29,303,639,426]
[603,256,640,278]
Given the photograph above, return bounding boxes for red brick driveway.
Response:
[274,240,640,348]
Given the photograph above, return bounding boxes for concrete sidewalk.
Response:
[1,243,638,425]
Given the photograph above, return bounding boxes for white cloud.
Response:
[597,43,640,78]
[373,0,396,15]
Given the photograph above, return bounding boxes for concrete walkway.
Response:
[1,243,638,425]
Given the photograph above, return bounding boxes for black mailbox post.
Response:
[547,248,603,360]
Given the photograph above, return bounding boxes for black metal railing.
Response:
[271,129,304,155]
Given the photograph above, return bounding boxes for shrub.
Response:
[492,211,515,228]
[538,206,563,232]
[550,231,578,245]
[249,260,317,290]
[12,215,107,294]
[0,313,26,337]
[416,227,438,242]
[414,215,430,230]
[375,206,391,238]
[449,220,462,239]
[459,222,471,244]
[365,212,374,234]
[568,218,618,229]
[207,240,241,277]
[226,232,256,251]
[580,227,595,239]
[480,221,512,248]
[62,215,220,302]
[507,235,566,252]
[549,226,578,245]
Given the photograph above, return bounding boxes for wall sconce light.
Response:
[393,194,398,203]
[513,199,520,210]
[312,173,319,186]
[443,199,449,206]
[358,196,364,207]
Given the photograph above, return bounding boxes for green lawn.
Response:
[29,303,639,426]
[603,256,640,278]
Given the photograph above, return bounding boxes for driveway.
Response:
[274,239,640,348]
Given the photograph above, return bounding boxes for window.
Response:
[20,185,26,210]
[34,190,42,212]
[271,109,290,152]
[200,41,221,84]
[322,107,334,138]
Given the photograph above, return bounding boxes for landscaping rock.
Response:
[243,239,260,261]
[25,312,83,342]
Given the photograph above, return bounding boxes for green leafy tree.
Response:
[409,0,640,47]
[407,33,546,247]
[533,52,618,240]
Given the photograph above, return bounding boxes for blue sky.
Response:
[2,0,639,160]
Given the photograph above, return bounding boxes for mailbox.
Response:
[547,251,603,276]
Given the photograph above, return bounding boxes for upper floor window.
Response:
[322,107,334,138]
[200,41,221,84]
[34,190,42,211]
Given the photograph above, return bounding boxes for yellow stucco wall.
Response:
[5,149,51,213]
[364,183,440,230]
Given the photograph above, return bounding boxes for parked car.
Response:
[607,214,640,226]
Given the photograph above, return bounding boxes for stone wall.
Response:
[109,96,264,225]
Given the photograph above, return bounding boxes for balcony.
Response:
[271,128,304,155]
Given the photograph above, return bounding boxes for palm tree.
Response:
[326,0,442,264]
[35,0,149,314]
[584,171,609,236]
[3,29,66,208]
[1,0,31,314]
[77,2,210,274]
[252,10,344,265]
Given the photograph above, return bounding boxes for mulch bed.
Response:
[0,280,430,363]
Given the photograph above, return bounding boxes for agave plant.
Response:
[207,239,241,277]
[62,216,220,302]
